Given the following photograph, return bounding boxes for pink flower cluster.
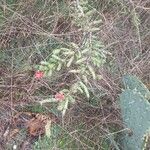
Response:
[35,71,65,101]
[35,71,44,79]
[55,93,65,101]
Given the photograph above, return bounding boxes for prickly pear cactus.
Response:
[123,75,150,101]
[120,75,150,150]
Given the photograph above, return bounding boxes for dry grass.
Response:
[0,0,150,149]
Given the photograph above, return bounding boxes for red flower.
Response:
[35,71,44,79]
[55,93,65,101]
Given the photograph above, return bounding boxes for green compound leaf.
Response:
[67,56,74,67]
[79,81,90,98]
[76,57,87,64]
[87,65,96,80]
[39,98,57,105]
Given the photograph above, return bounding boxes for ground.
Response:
[0,0,150,149]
